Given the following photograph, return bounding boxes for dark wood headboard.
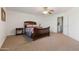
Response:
[24,21,37,27]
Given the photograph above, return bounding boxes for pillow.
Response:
[27,25,33,27]
[27,25,38,28]
[32,25,38,27]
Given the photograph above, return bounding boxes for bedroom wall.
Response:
[66,8,79,41]
[6,10,43,35]
[40,15,57,32]
[0,8,7,47]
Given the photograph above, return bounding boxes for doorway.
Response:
[57,16,63,33]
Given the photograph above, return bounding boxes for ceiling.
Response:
[6,7,72,15]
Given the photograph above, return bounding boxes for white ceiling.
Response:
[6,7,72,15]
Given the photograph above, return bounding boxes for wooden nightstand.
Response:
[16,28,24,35]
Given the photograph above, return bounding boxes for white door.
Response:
[57,16,63,33]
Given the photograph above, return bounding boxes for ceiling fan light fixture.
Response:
[42,7,54,15]
[43,11,48,14]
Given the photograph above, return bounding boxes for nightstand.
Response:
[16,28,24,35]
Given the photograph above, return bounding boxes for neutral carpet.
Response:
[2,35,29,48]
[1,33,79,51]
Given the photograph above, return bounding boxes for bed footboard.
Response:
[32,27,50,41]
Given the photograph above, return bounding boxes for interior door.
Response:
[57,16,63,33]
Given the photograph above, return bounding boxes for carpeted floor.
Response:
[1,33,79,51]
[2,35,30,48]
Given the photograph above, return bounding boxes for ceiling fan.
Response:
[42,7,54,15]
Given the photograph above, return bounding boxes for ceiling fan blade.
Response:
[48,10,54,14]
[48,11,52,14]
[50,10,54,12]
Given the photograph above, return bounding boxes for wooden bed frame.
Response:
[24,21,50,41]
